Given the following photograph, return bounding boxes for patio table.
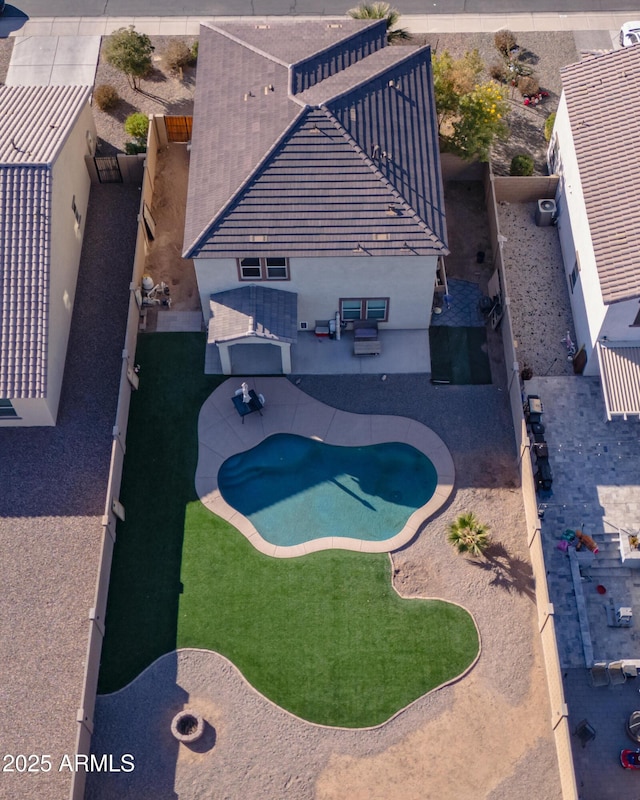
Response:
[232,389,263,423]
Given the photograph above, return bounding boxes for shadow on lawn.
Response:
[98,333,225,694]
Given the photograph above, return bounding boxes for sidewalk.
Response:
[0,11,632,39]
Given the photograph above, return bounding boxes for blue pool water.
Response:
[217,434,438,547]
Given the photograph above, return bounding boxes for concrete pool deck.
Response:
[195,377,455,557]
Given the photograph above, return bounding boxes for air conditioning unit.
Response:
[535,198,557,227]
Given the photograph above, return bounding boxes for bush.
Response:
[510,154,535,176]
[163,39,192,73]
[489,62,508,83]
[125,141,147,155]
[124,112,149,143]
[544,112,556,142]
[494,29,517,57]
[190,40,198,62]
[93,83,120,111]
[518,75,540,96]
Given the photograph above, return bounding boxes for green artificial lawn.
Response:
[98,333,479,727]
[429,326,492,385]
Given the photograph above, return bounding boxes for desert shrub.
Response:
[489,62,508,82]
[544,112,556,142]
[163,39,191,73]
[494,29,517,56]
[510,154,535,176]
[125,141,147,155]
[124,112,149,143]
[93,84,120,111]
[190,40,198,62]
[518,75,540,96]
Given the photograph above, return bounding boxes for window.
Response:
[0,399,18,419]
[237,257,289,281]
[569,251,580,293]
[340,298,389,322]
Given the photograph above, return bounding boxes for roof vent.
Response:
[255,24,270,29]
[373,233,390,241]
[371,144,380,159]
[327,23,343,28]
[263,84,274,94]
[310,124,321,134]
[386,205,401,216]
[243,92,255,101]
[388,79,397,88]
[352,243,367,254]
[349,108,357,122]
[250,235,268,242]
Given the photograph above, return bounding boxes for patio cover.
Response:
[208,285,298,375]
[596,342,640,420]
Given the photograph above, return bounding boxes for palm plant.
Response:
[447,513,491,557]
[347,2,410,43]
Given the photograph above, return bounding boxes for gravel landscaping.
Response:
[93,35,197,155]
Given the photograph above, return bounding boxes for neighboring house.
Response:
[0,86,96,427]
[0,84,95,426]
[549,46,640,419]
[183,19,448,375]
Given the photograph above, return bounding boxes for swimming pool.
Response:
[218,433,438,547]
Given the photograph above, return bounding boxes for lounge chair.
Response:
[608,660,627,685]
[589,662,609,687]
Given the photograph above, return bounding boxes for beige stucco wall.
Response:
[551,93,606,376]
[45,100,96,423]
[0,398,55,427]
[194,254,438,330]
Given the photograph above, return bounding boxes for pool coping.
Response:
[195,377,455,558]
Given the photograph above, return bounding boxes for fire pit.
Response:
[171,709,205,744]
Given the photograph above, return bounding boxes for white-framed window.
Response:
[237,257,290,281]
[340,297,389,322]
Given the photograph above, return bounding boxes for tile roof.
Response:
[0,85,91,399]
[208,285,298,343]
[561,46,640,304]
[597,342,640,420]
[184,21,447,259]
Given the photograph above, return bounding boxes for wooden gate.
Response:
[93,156,122,183]
[165,116,193,143]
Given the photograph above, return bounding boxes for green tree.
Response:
[450,81,509,162]
[103,26,154,90]
[447,513,491,557]
[347,2,410,43]
[432,49,483,133]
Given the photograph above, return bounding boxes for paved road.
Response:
[3,0,639,18]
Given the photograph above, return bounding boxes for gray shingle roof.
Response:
[208,285,298,343]
[0,85,91,399]
[184,21,447,260]
[561,46,640,305]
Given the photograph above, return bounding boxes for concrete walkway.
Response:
[0,11,632,39]
[196,377,455,557]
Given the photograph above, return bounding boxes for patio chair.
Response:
[574,719,596,748]
[589,662,610,687]
[608,660,627,685]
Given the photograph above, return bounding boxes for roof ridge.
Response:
[202,22,290,67]
[320,44,426,107]
[290,18,385,70]
[321,106,446,249]
[183,104,308,257]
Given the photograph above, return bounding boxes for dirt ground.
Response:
[144,143,200,312]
